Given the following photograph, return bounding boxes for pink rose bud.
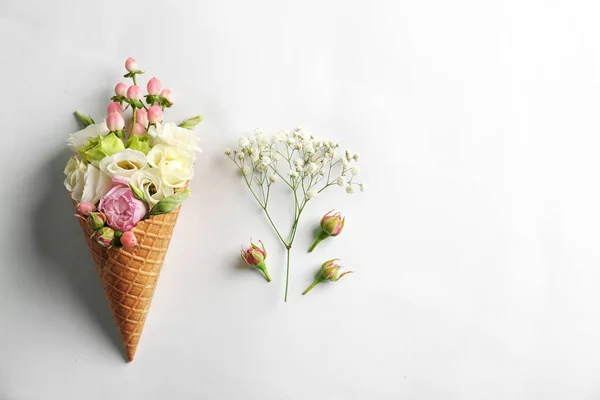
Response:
[240,240,271,282]
[107,102,123,116]
[302,259,353,295]
[77,202,96,216]
[147,105,163,124]
[147,77,162,95]
[114,82,127,96]
[136,108,148,126]
[99,185,148,231]
[93,227,115,248]
[160,89,173,102]
[127,85,142,100]
[125,57,138,72]
[308,210,345,252]
[131,122,146,135]
[120,231,138,247]
[88,211,107,230]
[106,112,125,131]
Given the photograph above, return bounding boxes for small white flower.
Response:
[256,163,268,172]
[269,174,277,183]
[239,136,250,148]
[148,122,202,153]
[345,150,353,161]
[352,166,360,175]
[353,153,360,161]
[237,152,245,160]
[81,164,113,204]
[250,146,260,162]
[99,149,148,178]
[272,153,281,161]
[342,158,350,168]
[224,148,232,155]
[64,155,88,201]
[359,183,367,192]
[261,156,272,166]
[293,158,304,168]
[307,189,317,199]
[346,185,355,194]
[288,170,299,178]
[306,162,318,174]
[287,137,295,145]
[337,176,346,186]
[242,166,251,176]
[130,168,174,207]
[253,128,262,135]
[67,122,110,152]
[257,134,270,146]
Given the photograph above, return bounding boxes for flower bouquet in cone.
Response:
[64,58,202,361]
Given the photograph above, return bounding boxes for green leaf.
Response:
[74,111,95,128]
[178,115,203,129]
[147,189,191,216]
[130,99,144,108]
[129,183,150,209]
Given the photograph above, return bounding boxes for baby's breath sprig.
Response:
[226,128,365,302]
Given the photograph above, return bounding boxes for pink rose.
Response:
[99,184,147,231]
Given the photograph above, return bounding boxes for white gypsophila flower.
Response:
[256,163,268,173]
[130,168,174,207]
[67,121,109,152]
[353,153,360,161]
[148,122,202,153]
[346,185,355,194]
[268,174,277,183]
[345,150,353,161]
[293,158,304,168]
[288,170,299,178]
[224,148,232,155]
[272,153,281,161]
[242,166,251,176]
[239,136,250,148]
[257,134,270,146]
[64,155,87,201]
[261,156,272,166]
[359,183,367,192]
[306,162,318,174]
[342,158,349,168]
[337,176,346,186]
[237,152,245,160]
[253,128,262,135]
[250,147,260,162]
[99,149,147,178]
[307,189,317,199]
[352,166,360,175]
[81,164,112,204]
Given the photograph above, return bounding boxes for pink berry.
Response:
[160,89,173,102]
[147,77,162,95]
[125,57,138,72]
[106,112,125,131]
[107,102,123,115]
[114,82,127,96]
[147,106,163,124]
[127,85,142,100]
[78,202,96,216]
[136,108,148,126]
[131,122,146,135]
[121,231,138,247]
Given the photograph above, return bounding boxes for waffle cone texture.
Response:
[72,198,182,362]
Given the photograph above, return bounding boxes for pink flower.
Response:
[136,108,148,126]
[160,89,173,102]
[321,210,345,236]
[114,82,127,96]
[131,122,146,135]
[120,231,138,247]
[77,202,96,216]
[107,102,123,115]
[125,57,138,72]
[148,106,163,124]
[99,184,147,231]
[147,77,162,95]
[106,112,125,131]
[127,85,142,100]
[240,240,271,282]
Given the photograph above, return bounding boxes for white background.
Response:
[2,0,600,398]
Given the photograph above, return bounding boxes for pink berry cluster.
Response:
[76,202,138,248]
[106,57,174,136]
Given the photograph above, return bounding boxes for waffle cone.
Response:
[73,199,182,362]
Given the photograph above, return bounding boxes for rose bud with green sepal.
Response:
[87,211,107,230]
[93,226,115,248]
[240,240,272,282]
[77,202,96,216]
[302,259,353,295]
[308,210,345,252]
[120,231,138,247]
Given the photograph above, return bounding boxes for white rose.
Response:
[130,168,174,207]
[64,155,87,201]
[148,122,201,154]
[67,121,109,152]
[99,149,147,178]
[81,164,112,204]
[147,144,194,188]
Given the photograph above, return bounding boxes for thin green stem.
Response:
[284,247,291,302]
[302,278,322,295]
